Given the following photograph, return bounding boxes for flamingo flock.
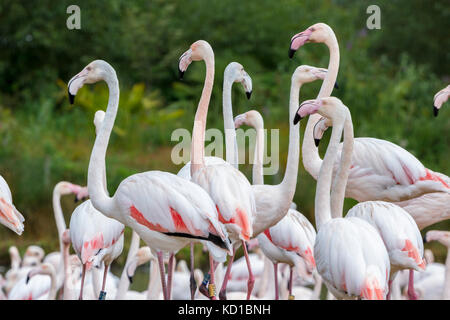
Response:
[1,22,449,300]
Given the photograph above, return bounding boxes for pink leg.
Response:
[98,263,109,300]
[242,240,255,300]
[288,266,294,299]
[78,264,86,300]
[157,251,168,300]
[189,243,196,300]
[273,262,279,300]
[167,253,175,300]
[407,269,418,300]
[209,253,217,300]
[219,247,236,300]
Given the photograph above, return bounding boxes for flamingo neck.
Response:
[47,270,58,300]
[87,68,119,219]
[252,119,265,185]
[62,244,74,300]
[147,259,162,299]
[315,112,345,230]
[223,79,238,168]
[279,78,301,200]
[444,248,450,299]
[115,231,140,299]
[190,54,215,176]
[302,34,340,179]
[52,185,66,287]
[330,109,354,218]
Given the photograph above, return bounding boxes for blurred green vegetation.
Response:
[0,0,449,274]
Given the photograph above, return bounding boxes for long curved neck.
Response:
[47,271,58,300]
[115,231,140,299]
[87,70,119,219]
[190,54,215,176]
[223,78,238,168]
[52,186,66,288]
[302,35,340,179]
[330,110,354,218]
[315,114,345,230]
[444,248,450,300]
[279,79,301,200]
[62,245,74,300]
[252,120,265,185]
[147,260,162,299]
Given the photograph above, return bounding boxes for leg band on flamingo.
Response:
[98,291,107,300]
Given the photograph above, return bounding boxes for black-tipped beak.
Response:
[246,91,252,100]
[179,69,184,80]
[293,112,302,125]
[68,90,75,105]
[433,106,439,117]
[127,275,133,284]
[422,235,427,244]
[26,274,30,284]
[288,48,296,59]
[314,138,321,147]
[74,197,79,203]
[334,82,339,90]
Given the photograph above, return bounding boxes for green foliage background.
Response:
[0,0,448,284]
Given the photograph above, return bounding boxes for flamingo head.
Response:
[234,110,263,131]
[178,40,213,80]
[289,22,333,58]
[68,60,115,104]
[426,230,450,248]
[313,116,332,147]
[62,229,71,246]
[433,85,450,117]
[26,263,55,284]
[126,246,153,283]
[23,245,45,264]
[56,182,88,202]
[224,62,253,99]
[293,97,346,125]
[0,198,24,235]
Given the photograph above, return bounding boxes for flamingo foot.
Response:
[189,273,197,300]
[199,273,211,299]
[246,277,255,300]
[219,289,227,300]
[98,290,107,300]
[407,287,418,300]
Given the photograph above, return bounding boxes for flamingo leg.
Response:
[288,266,294,300]
[208,253,217,300]
[157,251,168,300]
[219,246,237,300]
[386,279,392,300]
[407,269,418,300]
[167,253,174,300]
[242,240,255,300]
[78,264,86,300]
[189,242,196,300]
[98,263,109,300]
[273,262,279,300]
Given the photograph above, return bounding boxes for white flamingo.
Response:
[289,23,449,229]
[68,59,232,301]
[178,40,256,300]
[295,97,390,299]
[8,263,57,300]
[234,109,316,299]
[425,230,450,299]
[177,61,252,299]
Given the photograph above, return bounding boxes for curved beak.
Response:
[293,112,302,125]
[288,29,313,59]
[241,72,253,100]
[433,105,439,117]
[0,198,25,235]
[68,68,89,104]
[294,99,322,125]
[178,48,193,80]
[126,258,139,284]
[246,91,252,100]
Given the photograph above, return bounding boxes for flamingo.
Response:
[433,84,449,116]
[0,175,24,235]
[346,202,425,300]
[234,109,317,300]
[295,97,390,299]
[289,22,450,229]
[68,59,232,301]
[177,61,252,299]
[425,230,450,299]
[8,263,57,300]
[178,40,256,300]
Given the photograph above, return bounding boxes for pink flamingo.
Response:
[425,230,450,299]
[68,59,232,300]
[433,85,450,116]
[178,40,256,300]
[8,263,57,300]
[234,109,317,300]
[177,61,252,299]
[296,97,390,299]
[289,23,450,229]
